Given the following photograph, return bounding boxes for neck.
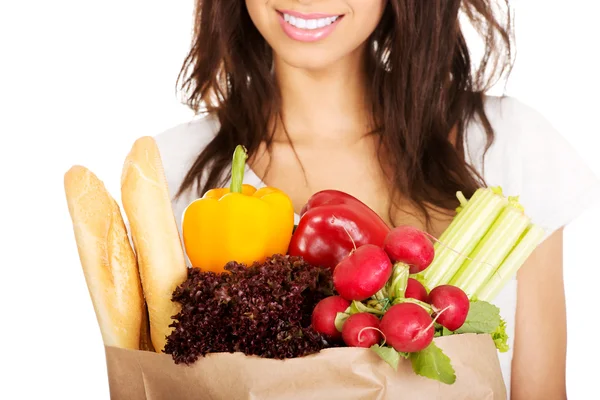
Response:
[272,46,372,145]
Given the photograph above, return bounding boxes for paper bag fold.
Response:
[105,333,506,400]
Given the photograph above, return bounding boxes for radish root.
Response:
[358,326,387,347]
[413,305,451,342]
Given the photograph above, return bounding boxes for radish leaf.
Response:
[446,300,510,352]
[371,344,407,371]
[453,300,500,334]
[410,342,456,384]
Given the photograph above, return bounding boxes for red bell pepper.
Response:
[288,190,391,271]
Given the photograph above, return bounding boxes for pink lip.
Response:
[277,11,343,43]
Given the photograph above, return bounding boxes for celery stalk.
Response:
[435,188,486,245]
[423,189,507,288]
[449,204,530,298]
[475,224,546,302]
[422,189,489,284]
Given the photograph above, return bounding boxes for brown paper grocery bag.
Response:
[105,333,506,400]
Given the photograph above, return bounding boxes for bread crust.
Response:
[120,136,188,352]
[64,166,144,350]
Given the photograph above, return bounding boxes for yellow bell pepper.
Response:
[182,145,295,272]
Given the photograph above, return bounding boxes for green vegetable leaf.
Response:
[410,342,456,385]
[453,300,501,334]
[334,312,350,333]
[492,318,509,353]
[371,344,403,371]
[445,300,510,352]
[507,195,525,212]
[490,186,504,196]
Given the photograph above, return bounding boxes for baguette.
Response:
[121,136,188,353]
[64,165,144,350]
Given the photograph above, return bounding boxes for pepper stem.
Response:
[230,145,248,193]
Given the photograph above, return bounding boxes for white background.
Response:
[1,1,599,399]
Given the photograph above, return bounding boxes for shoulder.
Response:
[465,95,561,157]
[466,95,600,237]
[153,113,220,200]
[464,95,558,190]
[479,95,548,127]
[465,94,573,179]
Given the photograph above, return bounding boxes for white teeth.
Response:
[282,13,339,30]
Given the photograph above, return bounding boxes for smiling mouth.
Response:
[278,11,343,30]
[275,10,345,43]
[279,12,342,30]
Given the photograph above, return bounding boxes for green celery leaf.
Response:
[410,342,456,384]
[453,300,501,334]
[490,186,504,196]
[492,318,510,353]
[371,345,403,371]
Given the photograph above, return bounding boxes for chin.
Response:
[275,47,347,71]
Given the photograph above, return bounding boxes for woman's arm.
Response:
[511,228,567,399]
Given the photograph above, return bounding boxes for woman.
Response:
[155,1,600,398]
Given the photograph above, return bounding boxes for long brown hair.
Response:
[175,0,514,225]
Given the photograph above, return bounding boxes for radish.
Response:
[333,244,393,301]
[311,296,351,339]
[382,225,435,274]
[428,285,470,331]
[405,278,429,302]
[341,313,382,348]
[379,303,434,353]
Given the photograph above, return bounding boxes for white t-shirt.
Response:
[154,95,600,394]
